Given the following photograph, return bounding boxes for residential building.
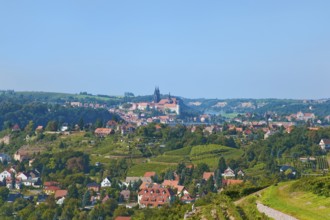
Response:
[222,167,235,179]
[138,184,175,208]
[101,177,111,188]
[87,182,100,192]
[94,128,114,137]
[203,172,214,181]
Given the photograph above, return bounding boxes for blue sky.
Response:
[0,1,329,99]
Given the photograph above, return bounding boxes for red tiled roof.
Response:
[55,190,68,199]
[45,186,60,191]
[138,184,174,207]
[36,126,43,131]
[44,181,59,187]
[107,120,118,126]
[144,172,156,178]
[162,180,179,188]
[203,172,214,180]
[115,217,131,220]
[95,128,113,135]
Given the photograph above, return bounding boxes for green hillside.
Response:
[260,181,330,220]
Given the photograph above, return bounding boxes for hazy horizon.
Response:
[1,1,329,99]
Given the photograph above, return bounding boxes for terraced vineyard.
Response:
[128,144,243,175]
[316,157,329,170]
[156,144,242,169]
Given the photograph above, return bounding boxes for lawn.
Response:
[261,181,330,220]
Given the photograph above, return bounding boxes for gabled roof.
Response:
[224,167,234,174]
[55,190,68,199]
[102,177,111,182]
[203,172,214,180]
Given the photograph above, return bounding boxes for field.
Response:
[260,181,330,220]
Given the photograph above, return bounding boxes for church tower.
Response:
[168,92,173,104]
[153,87,160,103]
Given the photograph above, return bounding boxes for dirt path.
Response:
[257,202,298,220]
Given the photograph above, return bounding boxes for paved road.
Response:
[257,202,298,220]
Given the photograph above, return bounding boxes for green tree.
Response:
[94,119,103,128]
[78,117,84,131]
[82,190,91,207]
[24,120,35,135]
[218,156,227,173]
[67,184,79,199]
[0,187,9,203]
[45,120,58,131]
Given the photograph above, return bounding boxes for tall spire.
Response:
[153,86,160,103]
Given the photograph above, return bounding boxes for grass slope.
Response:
[261,181,330,220]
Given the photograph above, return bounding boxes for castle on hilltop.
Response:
[133,87,180,115]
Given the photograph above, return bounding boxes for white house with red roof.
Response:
[320,139,330,151]
[222,167,236,179]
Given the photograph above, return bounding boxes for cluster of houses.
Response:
[94,120,137,137]
[0,168,41,189]
[70,102,107,109]
[0,167,244,209]
[286,111,316,122]
[126,167,244,208]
